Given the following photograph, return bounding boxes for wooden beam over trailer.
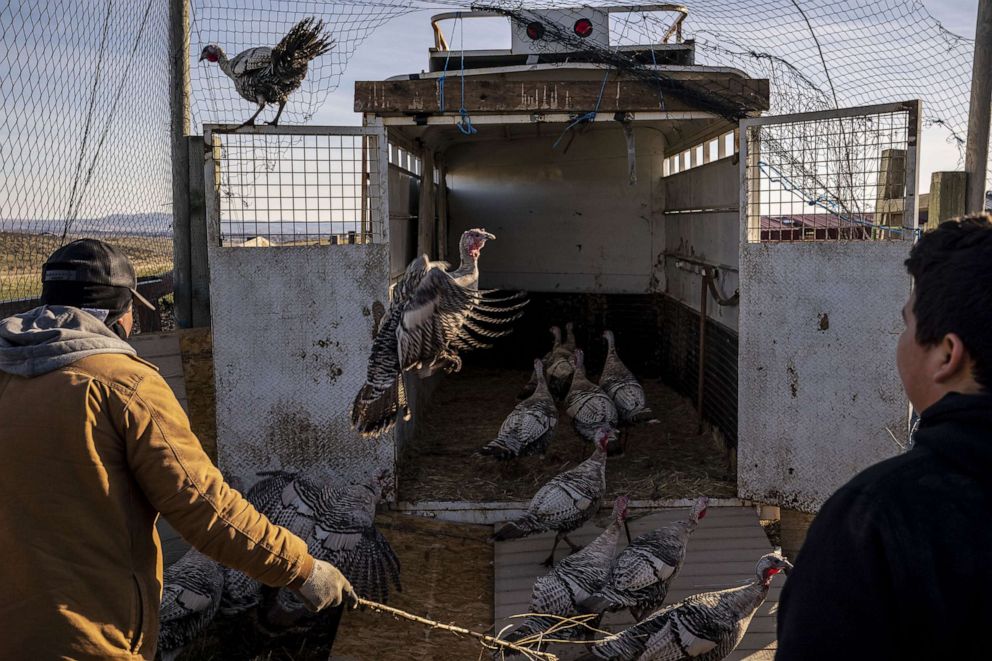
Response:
[356,75,770,116]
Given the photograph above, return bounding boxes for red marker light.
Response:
[526,21,545,40]
[574,18,593,38]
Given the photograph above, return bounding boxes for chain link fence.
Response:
[1,1,985,309]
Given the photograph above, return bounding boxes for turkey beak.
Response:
[781,560,794,576]
[198,52,207,62]
[482,231,495,241]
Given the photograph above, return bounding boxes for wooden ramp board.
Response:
[494,506,783,661]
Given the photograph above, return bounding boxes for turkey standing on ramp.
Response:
[600,330,658,440]
[578,552,792,661]
[503,496,630,647]
[584,497,709,621]
[158,548,224,661]
[492,428,611,566]
[566,348,621,455]
[481,358,558,459]
[352,229,527,437]
[199,17,334,127]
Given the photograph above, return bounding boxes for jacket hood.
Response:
[913,391,992,482]
[0,305,136,377]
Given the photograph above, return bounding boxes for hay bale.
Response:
[179,327,217,463]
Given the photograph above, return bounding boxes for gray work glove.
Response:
[293,559,358,612]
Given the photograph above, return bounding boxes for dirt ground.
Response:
[397,366,737,503]
[179,513,493,661]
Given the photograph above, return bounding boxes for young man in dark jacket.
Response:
[776,216,992,659]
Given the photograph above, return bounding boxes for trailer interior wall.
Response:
[444,126,666,293]
[440,125,739,447]
[659,156,741,447]
[387,164,419,280]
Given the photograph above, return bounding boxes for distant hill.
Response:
[3,212,173,237]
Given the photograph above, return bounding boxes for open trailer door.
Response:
[737,101,921,513]
[202,123,393,489]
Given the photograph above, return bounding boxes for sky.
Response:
[0,0,985,225]
[293,0,983,192]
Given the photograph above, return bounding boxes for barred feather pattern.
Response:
[268,480,402,622]
[566,349,619,445]
[482,360,558,459]
[224,470,400,623]
[158,549,224,656]
[587,497,709,618]
[492,443,607,540]
[217,18,333,106]
[600,330,654,425]
[352,230,527,437]
[586,554,791,661]
[505,498,628,645]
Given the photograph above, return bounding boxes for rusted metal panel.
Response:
[355,76,770,115]
[208,244,393,491]
[738,241,911,512]
[203,124,395,494]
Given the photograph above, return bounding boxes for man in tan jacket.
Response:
[0,239,354,659]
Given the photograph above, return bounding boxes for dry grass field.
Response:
[1,232,172,301]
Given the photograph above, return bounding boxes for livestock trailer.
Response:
[202,5,918,518]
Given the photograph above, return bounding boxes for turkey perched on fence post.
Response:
[578,552,792,661]
[600,331,657,445]
[566,348,621,455]
[584,496,709,621]
[480,358,558,459]
[502,496,630,648]
[158,548,224,661]
[351,228,528,437]
[492,428,611,567]
[199,17,334,127]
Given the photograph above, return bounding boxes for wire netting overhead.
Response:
[188,0,974,155]
[0,0,983,306]
[0,0,173,306]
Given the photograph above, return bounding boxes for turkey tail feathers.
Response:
[351,376,408,438]
[274,18,334,74]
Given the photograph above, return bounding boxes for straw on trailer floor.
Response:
[494,505,783,661]
[398,367,736,503]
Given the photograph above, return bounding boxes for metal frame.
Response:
[739,100,921,244]
[203,123,390,247]
[430,4,689,50]
[736,101,921,512]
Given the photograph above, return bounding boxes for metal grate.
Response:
[742,101,920,243]
[206,127,385,247]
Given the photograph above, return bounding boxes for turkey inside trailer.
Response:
[356,5,763,504]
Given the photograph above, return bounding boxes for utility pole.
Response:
[965,0,992,213]
[169,0,193,327]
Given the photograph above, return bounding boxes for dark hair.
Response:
[905,215,992,389]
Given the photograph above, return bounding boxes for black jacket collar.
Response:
[913,391,992,481]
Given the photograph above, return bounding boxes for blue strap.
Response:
[553,67,611,149]
[456,17,477,135]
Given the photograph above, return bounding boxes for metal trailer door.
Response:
[203,124,392,492]
[737,101,920,512]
